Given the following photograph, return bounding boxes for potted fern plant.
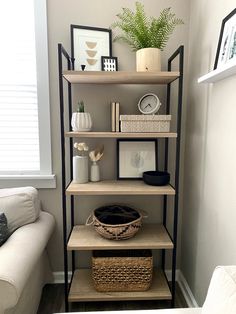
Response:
[71,100,92,132]
[111,2,184,71]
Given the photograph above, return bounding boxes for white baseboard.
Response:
[177,270,199,308]
[53,271,72,284]
[53,269,198,308]
[165,269,198,308]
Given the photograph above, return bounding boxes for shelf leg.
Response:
[167,45,184,308]
[58,43,72,312]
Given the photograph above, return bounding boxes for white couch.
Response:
[0,187,55,314]
[59,265,236,314]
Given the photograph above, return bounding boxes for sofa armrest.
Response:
[0,211,54,310]
[202,266,236,314]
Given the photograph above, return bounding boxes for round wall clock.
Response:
[138,93,161,115]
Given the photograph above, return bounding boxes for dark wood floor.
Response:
[37,283,187,314]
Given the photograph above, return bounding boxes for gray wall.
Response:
[181,0,236,305]
[41,0,190,272]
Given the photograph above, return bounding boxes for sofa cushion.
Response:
[202,266,236,314]
[0,187,40,232]
[0,211,54,311]
[0,212,10,246]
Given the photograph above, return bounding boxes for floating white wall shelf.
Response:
[198,60,236,83]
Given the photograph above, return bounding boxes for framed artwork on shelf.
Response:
[101,56,118,71]
[117,139,157,179]
[70,24,112,71]
[214,8,236,69]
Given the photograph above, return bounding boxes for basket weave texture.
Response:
[86,205,143,240]
[120,115,171,133]
[92,250,153,292]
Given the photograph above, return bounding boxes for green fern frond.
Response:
[111,2,184,51]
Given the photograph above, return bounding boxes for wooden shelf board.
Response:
[68,268,171,302]
[198,60,236,83]
[67,224,173,251]
[66,180,175,196]
[65,131,177,138]
[63,70,179,84]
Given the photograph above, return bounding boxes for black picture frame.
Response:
[116,139,158,180]
[214,8,236,69]
[70,24,112,71]
[101,56,118,71]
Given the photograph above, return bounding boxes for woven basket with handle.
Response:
[86,205,146,240]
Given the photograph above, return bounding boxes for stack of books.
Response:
[111,102,120,132]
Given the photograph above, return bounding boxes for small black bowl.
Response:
[143,171,170,186]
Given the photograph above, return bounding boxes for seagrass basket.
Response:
[92,250,153,292]
[86,205,144,240]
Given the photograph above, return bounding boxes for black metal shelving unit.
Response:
[58,44,184,312]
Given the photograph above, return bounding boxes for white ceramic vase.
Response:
[90,161,100,182]
[73,155,88,183]
[136,48,161,72]
[71,112,92,132]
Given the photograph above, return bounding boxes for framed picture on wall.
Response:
[117,139,158,179]
[214,8,236,69]
[70,24,112,71]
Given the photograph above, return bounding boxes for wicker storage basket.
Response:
[92,250,153,292]
[86,205,144,240]
[120,115,171,133]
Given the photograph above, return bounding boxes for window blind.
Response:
[0,0,40,173]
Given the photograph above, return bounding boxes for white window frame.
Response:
[0,0,56,189]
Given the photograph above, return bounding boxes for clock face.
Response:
[138,93,161,114]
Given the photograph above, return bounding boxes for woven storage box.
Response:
[92,250,153,292]
[120,115,171,133]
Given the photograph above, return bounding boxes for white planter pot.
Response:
[73,155,88,183]
[136,48,161,72]
[71,112,92,132]
[90,161,100,182]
